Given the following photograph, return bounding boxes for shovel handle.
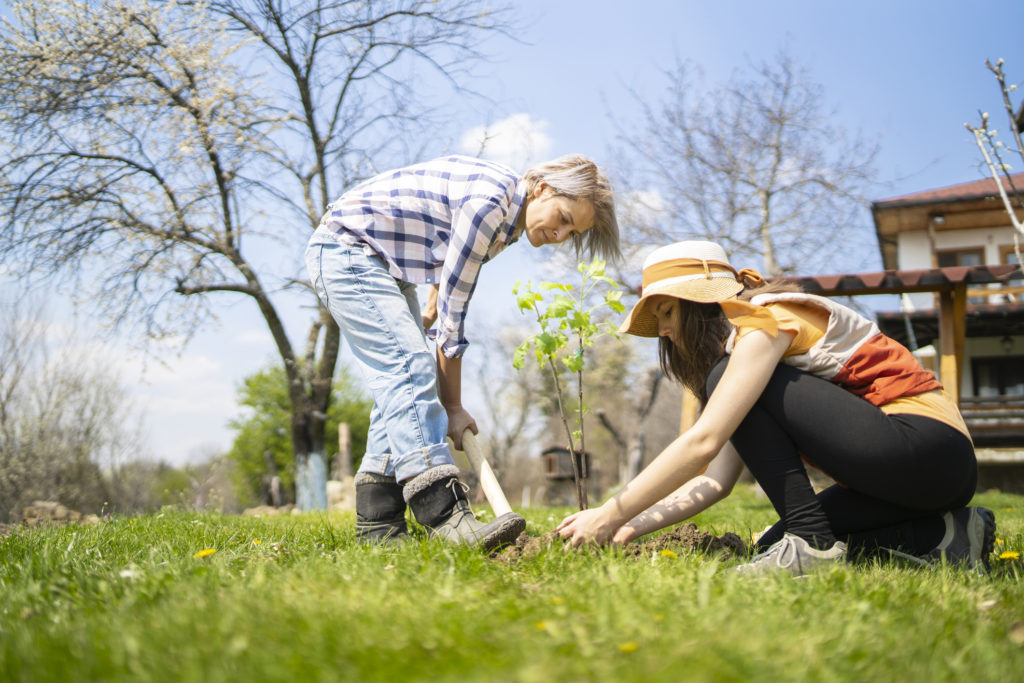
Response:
[459,430,514,517]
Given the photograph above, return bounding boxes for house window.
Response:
[998,245,1024,302]
[937,248,985,302]
[936,248,984,268]
[972,355,1024,397]
[999,245,1021,267]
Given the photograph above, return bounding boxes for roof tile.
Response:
[875,172,1024,206]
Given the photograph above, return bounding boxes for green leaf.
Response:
[568,310,589,330]
[536,331,561,356]
[516,290,544,312]
[547,294,576,318]
[541,281,572,292]
[563,349,585,372]
[512,342,529,370]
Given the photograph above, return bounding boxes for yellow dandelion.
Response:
[659,549,677,559]
[193,548,217,559]
[998,550,1020,561]
[618,641,639,653]
[996,538,1005,545]
[549,597,565,605]
[252,539,261,546]
[534,621,549,631]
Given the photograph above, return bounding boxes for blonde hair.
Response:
[523,154,620,261]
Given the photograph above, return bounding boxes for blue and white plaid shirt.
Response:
[318,155,527,358]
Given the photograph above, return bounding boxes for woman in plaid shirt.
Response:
[306,154,619,550]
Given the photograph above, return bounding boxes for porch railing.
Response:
[959,395,1024,445]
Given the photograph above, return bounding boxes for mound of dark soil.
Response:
[621,522,746,558]
[491,522,747,565]
[491,530,562,563]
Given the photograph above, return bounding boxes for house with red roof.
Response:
[869,172,1024,488]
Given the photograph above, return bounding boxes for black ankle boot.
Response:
[355,472,409,543]
[402,465,525,551]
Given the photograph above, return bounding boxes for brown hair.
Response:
[523,154,620,262]
[658,280,803,400]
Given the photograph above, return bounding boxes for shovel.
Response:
[449,429,514,517]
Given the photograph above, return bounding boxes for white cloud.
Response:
[620,188,669,225]
[457,113,554,171]
[127,350,238,465]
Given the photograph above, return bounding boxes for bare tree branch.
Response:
[610,51,878,277]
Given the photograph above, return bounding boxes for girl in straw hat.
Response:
[557,240,995,575]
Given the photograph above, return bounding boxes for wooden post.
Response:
[953,283,967,398]
[938,286,967,406]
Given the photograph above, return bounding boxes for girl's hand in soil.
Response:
[557,504,623,547]
[612,522,640,545]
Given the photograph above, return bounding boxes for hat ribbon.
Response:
[641,258,737,289]
[736,268,765,288]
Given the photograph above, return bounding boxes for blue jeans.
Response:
[305,236,454,482]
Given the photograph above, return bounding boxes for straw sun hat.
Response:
[618,241,765,337]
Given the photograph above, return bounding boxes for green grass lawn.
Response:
[2,487,1023,682]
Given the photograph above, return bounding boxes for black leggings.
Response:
[706,359,978,557]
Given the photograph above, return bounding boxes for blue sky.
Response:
[472,1,1021,198]
[8,0,1023,466]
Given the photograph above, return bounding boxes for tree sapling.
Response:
[513,258,625,510]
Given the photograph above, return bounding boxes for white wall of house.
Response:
[897,224,1017,311]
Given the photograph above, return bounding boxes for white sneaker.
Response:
[736,533,846,577]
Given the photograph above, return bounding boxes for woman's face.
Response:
[523,183,595,248]
[651,295,681,345]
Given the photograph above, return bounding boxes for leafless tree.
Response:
[0,299,149,521]
[0,0,514,508]
[612,51,878,277]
